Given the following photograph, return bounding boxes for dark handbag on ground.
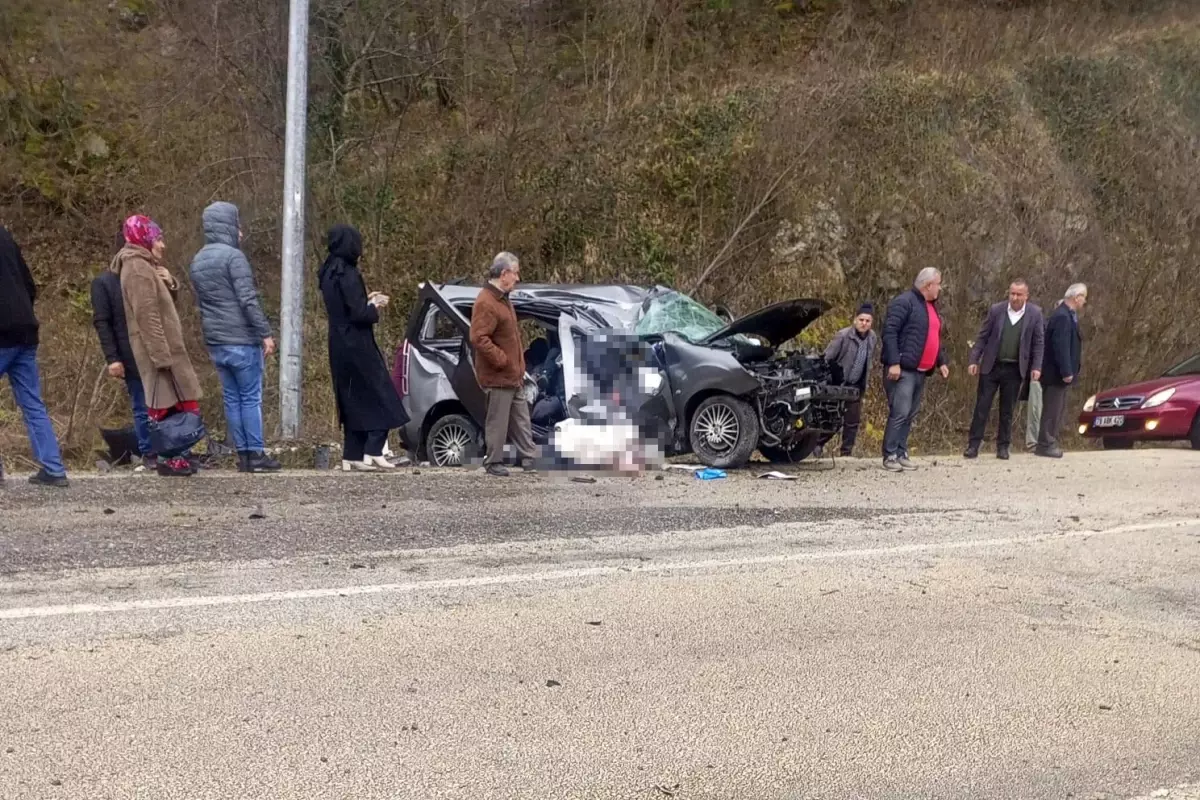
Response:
[149,373,207,457]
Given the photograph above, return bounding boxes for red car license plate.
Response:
[1094,415,1124,428]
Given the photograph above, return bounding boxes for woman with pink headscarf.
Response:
[110,215,203,476]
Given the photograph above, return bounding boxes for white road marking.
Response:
[0,519,1194,621]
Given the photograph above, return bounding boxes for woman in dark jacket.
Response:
[318,224,409,471]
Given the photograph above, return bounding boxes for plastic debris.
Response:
[694,468,727,481]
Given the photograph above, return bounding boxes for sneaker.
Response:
[963,445,979,459]
[485,463,510,477]
[139,455,158,472]
[28,469,69,488]
[156,457,193,477]
[246,452,283,473]
[897,456,918,471]
[519,458,538,474]
[1034,447,1064,459]
[342,459,378,472]
[996,445,1010,460]
[883,458,903,473]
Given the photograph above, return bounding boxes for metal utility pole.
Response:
[279,0,310,440]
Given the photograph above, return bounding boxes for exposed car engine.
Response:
[749,350,859,448]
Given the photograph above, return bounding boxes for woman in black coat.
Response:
[318,224,409,471]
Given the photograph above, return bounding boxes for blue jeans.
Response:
[0,346,67,477]
[209,344,265,452]
[882,368,927,460]
[124,375,153,456]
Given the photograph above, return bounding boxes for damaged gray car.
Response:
[391,282,858,469]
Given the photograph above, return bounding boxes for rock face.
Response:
[111,1,149,32]
[771,201,848,295]
[80,133,109,161]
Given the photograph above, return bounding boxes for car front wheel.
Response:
[426,413,482,467]
[689,395,760,469]
[1190,413,1200,450]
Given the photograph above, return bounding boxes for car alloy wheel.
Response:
[689,395,760,469]
[427,414,480,467]
[695,402,740,454]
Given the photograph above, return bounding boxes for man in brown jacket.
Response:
[469,252,538,477]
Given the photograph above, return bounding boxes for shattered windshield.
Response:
[635,291,736,343]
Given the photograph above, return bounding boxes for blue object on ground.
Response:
[695,468,727,480]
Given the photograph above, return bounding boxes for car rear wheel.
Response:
[426,414,482,467]
[1102,437,1134,451]
[759,431,823,464]
[689,395,760,469]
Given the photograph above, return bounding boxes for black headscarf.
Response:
[319,224,363,287]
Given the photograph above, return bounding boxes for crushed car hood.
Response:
[701,299,830,347]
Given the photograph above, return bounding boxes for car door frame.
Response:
[409,282,489,426]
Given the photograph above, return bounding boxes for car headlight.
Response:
[1083,395,1097,412]
[1142,387,1176,409]
[794,386,813,401]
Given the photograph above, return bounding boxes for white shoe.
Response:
[365,455,396,470]
[342,459,378,472]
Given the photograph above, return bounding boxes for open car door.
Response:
[411,282,488,426]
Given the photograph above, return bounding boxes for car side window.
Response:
[420,302,473,344]
[428,309,460,341]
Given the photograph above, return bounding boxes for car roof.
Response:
[429,282,657,307]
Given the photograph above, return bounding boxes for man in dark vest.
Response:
[964,280,1045,460]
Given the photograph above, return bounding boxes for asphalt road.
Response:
[1,450,1198,799]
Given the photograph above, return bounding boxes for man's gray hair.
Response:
[488,251,520,279]
[1064,282,1088,300]
[914,267,942,289]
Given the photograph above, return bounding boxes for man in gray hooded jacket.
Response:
[189,202,280,473]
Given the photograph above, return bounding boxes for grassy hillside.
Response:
[2,0,1199,463]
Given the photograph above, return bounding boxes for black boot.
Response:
[237,452,251,473]
[28,468,69,488]
[246,451,282,473]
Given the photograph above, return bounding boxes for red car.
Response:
[1077,353,1200,450]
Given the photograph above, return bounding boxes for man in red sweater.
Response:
[880,267,951,472]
